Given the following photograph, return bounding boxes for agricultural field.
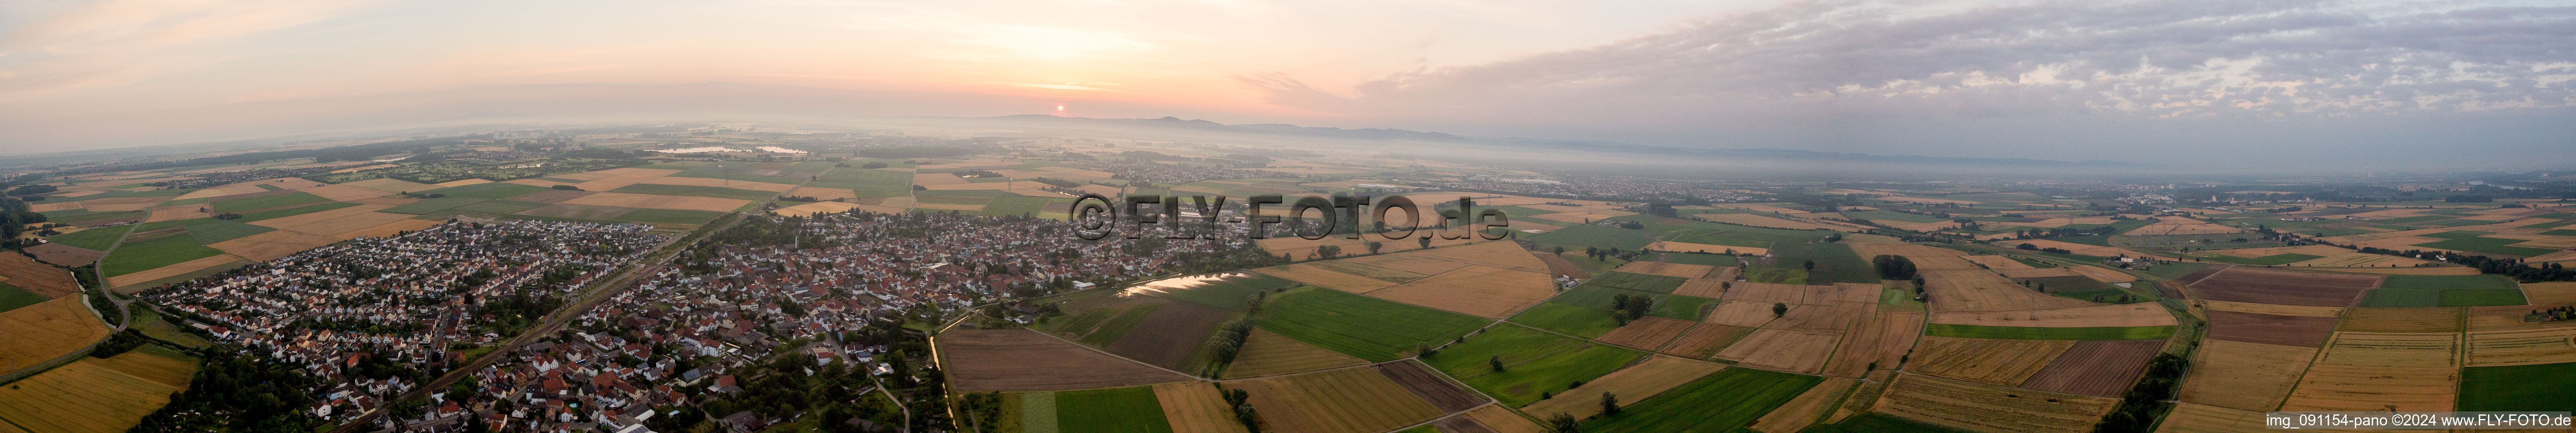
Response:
[2457,362,2576,412]
[1255,287,1488,362]
[1923,323,2175,340]
[1053,386,1176,433]
[2185,267,2378,307]
[935,329,1191,392]
[0,346,199,433]
[1222,366,1449,433]
[1579,367,1822,433]
[1151,382,1252,433]
[1870,373,2119,433]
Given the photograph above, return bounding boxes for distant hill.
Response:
[985,114,2162,169]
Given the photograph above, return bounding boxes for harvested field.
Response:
[1520,355,1725,420]
[0,353,194,433]
[1100,300,1230,370]
[1871,373,2119,433]
[1715,329,1840,374]
[1920,269,2101,312]
[2315,332,2458,367]
[0,297,112,375]
[1660,324,1755,358]
[208,230,341,261]
[1376,360,1484,412]
[1648,241,1766,255]
[1706,300,1786,327]
[1748,377,1857,433]
[2278,364,2458,412]
[561,192,750,211]
[1727,281,1829,305]
[1930,303,2175,328]
[1254,264,1397,293]
[1822,311,1924,377]
[0,254,82,298]
[2018,340,2162,397]
[2204,310,2339,347]
[503,189,594,203]
[2469,303,2576,331]
[104,254,243,288]
[634,176,799,192]
[1151,383,1251,433]
[1222,367,1447,433]
[2526,282,2576,304]
[1528,208,1636,224]
[1995,267,2083,278]
[1963,255,2036,269]
[1461,405,1544,433]
[2188,267,2378,307]
[1672,279,1727,298]
[281,211,418,238]
[1596,316,1696,350]
[2179,339,2319,411]
[2066,265,2135,283]
[1695,212,1831,230]
[1615,260,1717,278]
[772,201,861,217]
[1906,336,2073,386]
[517,203,637,221]
[2010,238,2174,260]
[247,203,394,230]
[937,329,1191,392]
[1906,255,1982,270]
[2199,300,2344,317]
[1764,301,1872,333]
[140,206,200,223]
[2173,264,2234,285]
[1535,253,1586,278]
[1846,244,1968,258]
[2468,326,2576,367]
[2152,403,2275,433]
[80,197,173,212]
[339,178,440,193]
[2335,307,2464,332]
[294,184,392,202]
[1222,329,1367,379]
[788,186,858,200]
[339,219,444,239]
[1363,265,1555,318]
[23,243,104,267]
[566,168,674,191]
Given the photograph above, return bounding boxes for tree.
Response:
[1802,260,1816,270]
[551,184,580,190]
[1365,241,1383,255]
[861,162,889,169]
[1490,354,1506,372]
[1316,244,1342,260]
[1600,392,1620,416]
[1545,413,1581,433]
[1418,236,1432,249]
[1552,246,1565,256]
[1773,302,1789,318]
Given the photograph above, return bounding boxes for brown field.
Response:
[1727,282,1829,305]
[80,197,172,212]
[1523,355,1726,420]
[2469,302,2576,331]
[2314,332,2458,367]
[1102,300,1231,370]
[567,168,674,191]
[208,230,341,261]
[1872,373,2119,433]
[1920,269,2101,312]
[1995,267,2084,278]
[28,201,84,212]
[1930,303,2177,328]
[787,186,858,200]
[1153,382,1253,433]
[105,254,244,288]
[23,243,104,267]
[1527,209,1636,224]
[561,192,752,211]
[2209,244,2353,258]
[2466,326,2576,367]
[1660,324,1756,358]
[1596,317,1697,349]
[1962,255,2035,269]
[286,211,419,238]
[1822,311,1923,377]
[0,353,196,433]
[1695,213,1830,230]
[2204,310,2339,347]
[912,173,970,185]
[1614,261,1717,278]
[1255,264,1398,293]
[0,297,113,375]
[2018,340,2163,397]
[1765,301,1872,333]
[173,184,268,200]
[1846,243,1968,258]
[2187,267,2378,307]
[1365,266,1556,319]
[2011,238,2177,260]
[935,329,1191,392]
[2283,252,2433,269]
[1377,360,1485,412]
[2125,219,2245,236]
[2152,403,2276,433]
[2298,264,2485,275]
[773,201,862,217]
[0,253,82,298]
[634,176,799,192]
[503,189,595,203]
[1907,256,1983,270]
[2199,300,2344,317]
[1906,336,2074,386]
[2067,265,2136,283]
[2525,282,2576,304]
[2277,364,2457,412]
[2179,339,2319,411]
[1646,241,1765,255]
[1715,329,1840,374]
[2335,307,2464,333]
[517,203,637,221]
[1222,366,1448,433]
[1706,300,1786,327]
[1462,405,1545,433]
[339,219,445,239]
[344,179,443,196]
[1417,241,1550,273]
[141,205,201,223]
[1672,279,1728,298]
[1749,377,1857,433]
[248,203,394,230]
[1224,329,1368,379]
[293,184,393,202]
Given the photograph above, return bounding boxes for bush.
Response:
[552,184,581,190]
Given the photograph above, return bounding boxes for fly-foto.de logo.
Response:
[1067,194,1510,241]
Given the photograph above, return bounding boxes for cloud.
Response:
[0,0,373,99]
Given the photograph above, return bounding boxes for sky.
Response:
[0,0,2569,168]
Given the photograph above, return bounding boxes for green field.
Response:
[2416,235,2562,257]
[616,208,725,224]
[45,209,139,225]
[808,168,913,198]
[2382,274,2520,290]
[607,184,781,200]
[1581,271,1688,293]
[1148,274,1301,311]
[1257,287,1488,362]
[979,196,1058,217]
[1767,242,1880,284]
[381,197,494,214]
[1425,324,1585,378]
[2460,362,2576,412]
[1923,323,2175,340]
[1053,386,1173,433]
[1548,287,1714,321]
[419,182,552,199]
[455,200,550,215]
[1581,367,1823,432]
[1508,302,1622,338]
[103,234,227,277]
[2134,262,2210,280]
[183,219,276,244]
[46,225,134,251]
[2232,253,2325,266]
[666,163,809,184]
[1805,414,1977,433]
[2359,289,2442,307]
[2442,289,2528,307]
[0,283,45,313]
[2048,235,2113,247]
[229,202,362,222]
[1656,252,1739,266]
[1524,225,1661,250]
[207,192,330,213]
[1460,342,1643,406]
[1741,267,1809,284]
